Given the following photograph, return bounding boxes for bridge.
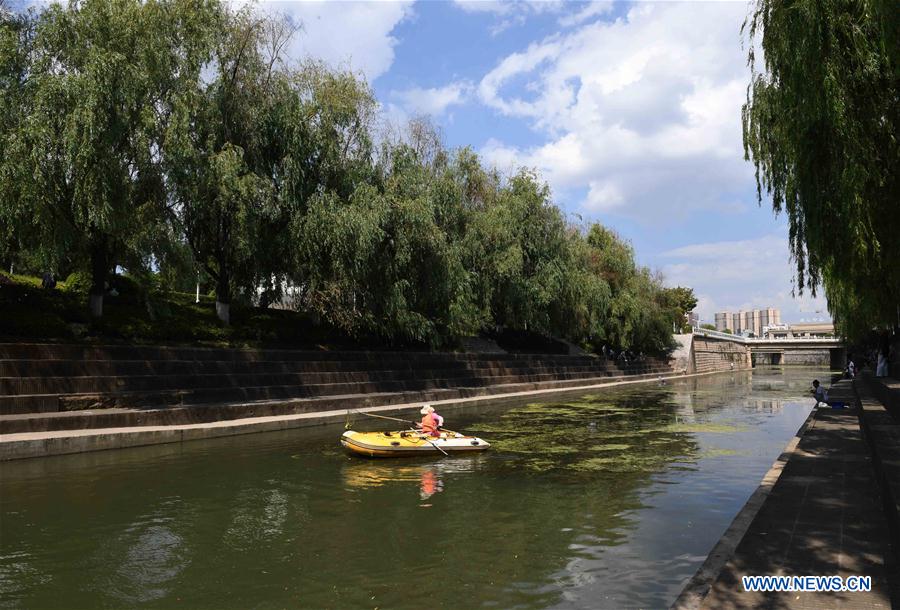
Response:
[692,329,845,367]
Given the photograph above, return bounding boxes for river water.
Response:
[0,366,832,609]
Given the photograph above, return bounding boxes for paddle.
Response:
[411,427,449,457]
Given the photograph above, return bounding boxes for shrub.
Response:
[63,271,92,294]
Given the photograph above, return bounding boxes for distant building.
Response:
[715,307,781,337]
[685,311,699,328]
[714,312,729,331]
[764,322,835,339]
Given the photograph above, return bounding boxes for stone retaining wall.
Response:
[781,349,830,366]
[692,337,751,374]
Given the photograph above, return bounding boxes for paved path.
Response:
[694,380,897,609]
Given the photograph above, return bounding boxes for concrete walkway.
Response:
[857,376,900,574]
[678,379,898,609]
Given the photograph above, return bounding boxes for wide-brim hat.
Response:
[420,404,434,415]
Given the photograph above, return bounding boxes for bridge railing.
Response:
[692,328,841,344]
[744,336,840,343]
[692,328,748,343]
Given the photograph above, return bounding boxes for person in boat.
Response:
[416,404,444,437]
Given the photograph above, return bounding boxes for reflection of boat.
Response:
[419,469,443,500]
[341,430,490,457]
[341,457,482,489]
[340,463,445,500]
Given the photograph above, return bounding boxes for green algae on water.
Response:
[641,422,746,434]
[568,453,687,473]
[698,448,744,458]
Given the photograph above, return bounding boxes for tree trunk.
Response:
[89,240,108,319]
[215,270,230,325]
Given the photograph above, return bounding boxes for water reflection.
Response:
[419,469,443,501]
[0,550,51,610]
[90,499,190,605]
[0,366,826,610]
[223,487,290,550]
[110,525,185,603]
[340,458,489,504]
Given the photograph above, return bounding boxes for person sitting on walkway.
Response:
[417,405,444,437]
[811,379,828,406]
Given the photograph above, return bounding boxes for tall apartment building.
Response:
[716,311,732,332]
[715,307,780,337]
[759,307,780,330]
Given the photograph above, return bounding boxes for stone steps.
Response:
[0,354,608,374]
[0,342,602,365]
[0,369,672,434]
[0,364,613,394]
[0,342,673,432]
[0,365,671,415]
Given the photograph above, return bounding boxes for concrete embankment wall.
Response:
[782,349,831,365]
[0,370,727,461]
[691,337,751,374]
[0,342,680,459]
[752,349,831,366]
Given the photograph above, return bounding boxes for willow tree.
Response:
[743,0,900,337]
[294,136,483,347]
[0,7,34,272]
[164,8,287,324]
[0,0,219,317]
[164,5,377,323]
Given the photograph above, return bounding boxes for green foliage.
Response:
[700,323,716,331]
[662,286,697,324]
[743,0,900,339]
[0,1,687,353]
[0,0,222,315]
[63,271,92,294]
[0,272,361,346]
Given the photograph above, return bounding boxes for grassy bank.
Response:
[0,272,580,353]
[0,272,385,349]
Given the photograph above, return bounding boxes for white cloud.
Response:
[453,0,514,15]
[392,81,473,116]
[258,1,413,82]
[476,2,755,221]
[453,0,565,15]
[558,1,613,28]
[454,0,565,35]
[661,234,830,323]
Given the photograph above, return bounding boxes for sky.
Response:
[243,1,828,323]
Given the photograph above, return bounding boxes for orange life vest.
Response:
[420,413,439,436]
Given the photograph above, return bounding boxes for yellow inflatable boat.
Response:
[341,430,490,458]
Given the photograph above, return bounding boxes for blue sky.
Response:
[259,1,830,322]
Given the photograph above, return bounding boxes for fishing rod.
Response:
[353,410,417,426]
